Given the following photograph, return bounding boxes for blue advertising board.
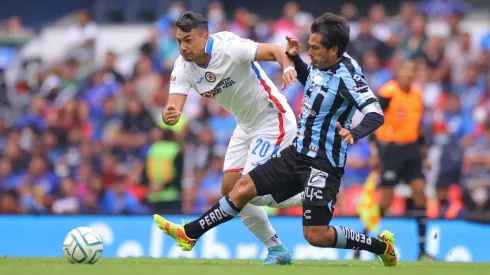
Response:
[0,215,488,262]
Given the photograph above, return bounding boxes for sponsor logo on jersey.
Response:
[196,76,204,84]
[201,77,236,98]
[205,72,216,82]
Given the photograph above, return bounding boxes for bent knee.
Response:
[222,172,242,196]
[303,226,336,247]
[234,176,257,198]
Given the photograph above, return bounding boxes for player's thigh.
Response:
[223,127,250,194]
[298,164,341,226]
[243,112,296,174]
[249,146,302,204]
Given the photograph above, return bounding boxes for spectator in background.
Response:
[80,190,100,214]
[4,135,30,175]
[52,176,80,214]
[41,59,80,108]
[444,32,479,86]
[64,9,98,63]
[431,93,472,207]
[157,23,180,73]
[453,64,484,114]
[116,98,155,159]
[102,51,125,84]
[192,153,225,214]
[185,125,215,186]
[208,105,236,150]
[398,13,428,60]
[145,128,183,214]
[348,17,388,64]
[0,190,18,214]
[481,17,490,65]
[340,3,360,40]
[18,156,59,197]
[134,56,164,119]
[392,1,417,44]
[207,1,227,34]
[342,138,372,187]
[41,130,63,165]
[15,96,46,132]
[229,8,251,39]
[0,118,7,153]
[0,16,34,39]
[92,96,122,143]
[99,153,123,189]
[462,121,490,212]
[369,4,394,45]
[472,73,490,135]
[82,70,121,116]
[271,1,301,45]
[139,42,164,75]
[362,51,392,94]
[0,158,17,191]
[100,180,141,214]
[421,36,446,83]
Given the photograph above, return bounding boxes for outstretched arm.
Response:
[227,35,297,90]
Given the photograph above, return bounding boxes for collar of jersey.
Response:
[317,57,343,72]
[198,36,215,69]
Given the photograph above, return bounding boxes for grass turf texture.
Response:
[1,258,489,275]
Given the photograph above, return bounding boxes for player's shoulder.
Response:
[171,56,192,79]
[336,53,364,79]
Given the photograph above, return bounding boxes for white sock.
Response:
[249,193,302,208]
[239,203,282,248]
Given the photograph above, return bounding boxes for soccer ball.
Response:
[63,227,103,264]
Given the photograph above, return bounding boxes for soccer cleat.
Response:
[153,214,196,251]
[377,230,398,267]
[262,244,292,265]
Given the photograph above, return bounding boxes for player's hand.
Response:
[286,36,300,56]
[281,67,297,90]
[336,122,354,145]
[162,103,181,125]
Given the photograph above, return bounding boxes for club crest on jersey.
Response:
[312,72,323,84]
[205,72,216,83]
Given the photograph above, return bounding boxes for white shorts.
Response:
[223,111,297,175]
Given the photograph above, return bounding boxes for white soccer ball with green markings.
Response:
[63,227,103,264]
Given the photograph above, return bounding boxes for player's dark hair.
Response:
[310,13,350,57]
[176,11,208,32]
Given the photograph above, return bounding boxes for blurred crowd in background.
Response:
[0,0,490,217]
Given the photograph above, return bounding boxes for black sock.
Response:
[333,226,387,255]
[415,208,427,255]
[353,228,369,258]
[184,196,241,239]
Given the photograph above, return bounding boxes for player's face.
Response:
[176,28,208,62]
[308,33,338,69]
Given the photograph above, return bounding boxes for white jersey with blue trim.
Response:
[169,31,291,131]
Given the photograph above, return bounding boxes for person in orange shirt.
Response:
[373,60,434,260]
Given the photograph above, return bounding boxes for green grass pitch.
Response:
[1,258,489,275]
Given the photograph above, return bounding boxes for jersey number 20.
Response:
[252,138,271,158]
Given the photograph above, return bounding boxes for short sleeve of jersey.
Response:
[339,71,378,111]
[169,57,191,96]
[225,33,259,63]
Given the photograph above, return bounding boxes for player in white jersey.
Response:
[157,11,302,265]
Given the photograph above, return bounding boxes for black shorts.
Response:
[249,146,343,226]
[377,142,424,187]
